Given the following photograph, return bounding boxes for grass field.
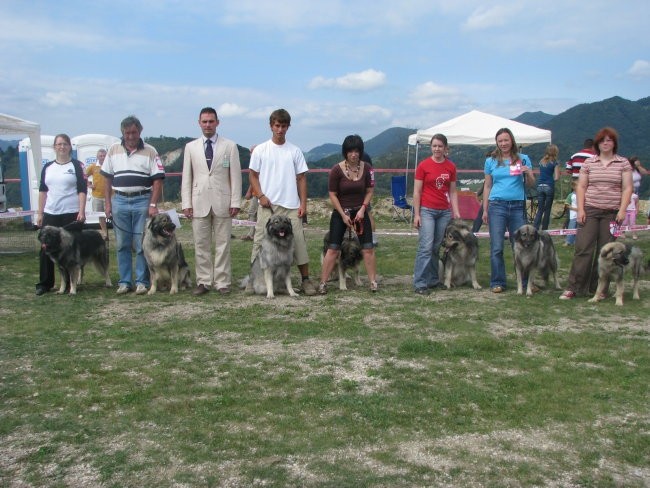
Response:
[1,214,649,487]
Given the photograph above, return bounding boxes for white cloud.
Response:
[0,9,175,52]
[627,60,650,78]
[462,5,517,31]
[309,70,386,91]
[217,103,248,117]
[218,0,429,30]
[41,91,75,107]
[408,82,469,110]
[299,103,392,130]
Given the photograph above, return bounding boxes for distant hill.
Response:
[514,111,555,127]
[306,127,416,163]
[306,97,650,171]
[305,143,340,163]
[306,127,416,166]
[542,96,650,159]
[364,127,416,157]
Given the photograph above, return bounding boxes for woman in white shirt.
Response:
[35,134,87,295]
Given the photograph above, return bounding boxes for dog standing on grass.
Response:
[38,225,112,295]
[589,242,643,306]
[142,213,192,295]
[512,224,561,296]
[322,230,363,290]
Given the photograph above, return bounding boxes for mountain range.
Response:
[1,96,649,202]
[305,96,650,172]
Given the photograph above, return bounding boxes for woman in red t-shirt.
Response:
[412,133,460,295]
[318,135,377,294]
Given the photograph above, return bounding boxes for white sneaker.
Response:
[116,285,131,295]
[135,284,148,295]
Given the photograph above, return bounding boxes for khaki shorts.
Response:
[92,198,105,212]
[251,205,309,266]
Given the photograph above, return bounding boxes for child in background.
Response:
[621,192,639,240]
[564,180,578,246]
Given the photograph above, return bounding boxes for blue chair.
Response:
[390,175,412,222]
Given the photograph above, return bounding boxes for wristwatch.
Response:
[149,203,157,208]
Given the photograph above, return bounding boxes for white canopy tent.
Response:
[405,110,552,189]
[0,113,42,167]
[0,114,42,219]
[408,110,552,147]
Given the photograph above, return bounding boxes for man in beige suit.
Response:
[182,107,242,295]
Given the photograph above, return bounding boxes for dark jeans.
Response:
[472,206,484,233]
[37,212,79,290]
[533,183,554,230]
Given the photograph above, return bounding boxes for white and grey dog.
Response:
[244,215,299,299]
[513,224,561,296]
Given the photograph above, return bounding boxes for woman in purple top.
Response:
[318,135,377,294]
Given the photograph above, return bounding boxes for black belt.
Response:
[114,189,151,197]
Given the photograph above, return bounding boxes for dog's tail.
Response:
[239,275,250,290]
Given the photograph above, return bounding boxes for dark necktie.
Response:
[205,139,213,169]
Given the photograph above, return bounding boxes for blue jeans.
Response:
[533,184,554,230]
[487,200,526,289]
[566,218,577,245]
[112,194,150,288]
[413,207,450,289]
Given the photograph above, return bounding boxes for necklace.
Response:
[344,161,361,180]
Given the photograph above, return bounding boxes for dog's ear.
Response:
[513,228,521,241]
[148,218,155,230]
[601,245,614,258]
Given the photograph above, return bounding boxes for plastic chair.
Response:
[390,175,412,222]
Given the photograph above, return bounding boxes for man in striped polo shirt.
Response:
[565,138,595,178]
[102,115,165,295]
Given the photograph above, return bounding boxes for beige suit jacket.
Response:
[181,135,242,218]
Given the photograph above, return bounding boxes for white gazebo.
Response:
[406,110,552,185]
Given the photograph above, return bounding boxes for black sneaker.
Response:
[414,288,431,296]
[35,287,47,296]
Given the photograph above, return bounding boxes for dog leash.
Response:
[344,208,364,236]
[105,217,144,236]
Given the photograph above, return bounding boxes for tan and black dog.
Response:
[589,242,643,306]
[142,213,192,295]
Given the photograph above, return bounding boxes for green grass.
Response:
[1,217,649,487]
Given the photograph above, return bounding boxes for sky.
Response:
[2,0,649,152]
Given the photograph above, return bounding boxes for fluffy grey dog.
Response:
[142,213,191,295]
[38,225,112,295]
[589,242,643,306]
[513,224,561,296]
[321,230,363,290]
[439,219,481,289]
[246,215,298,299]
